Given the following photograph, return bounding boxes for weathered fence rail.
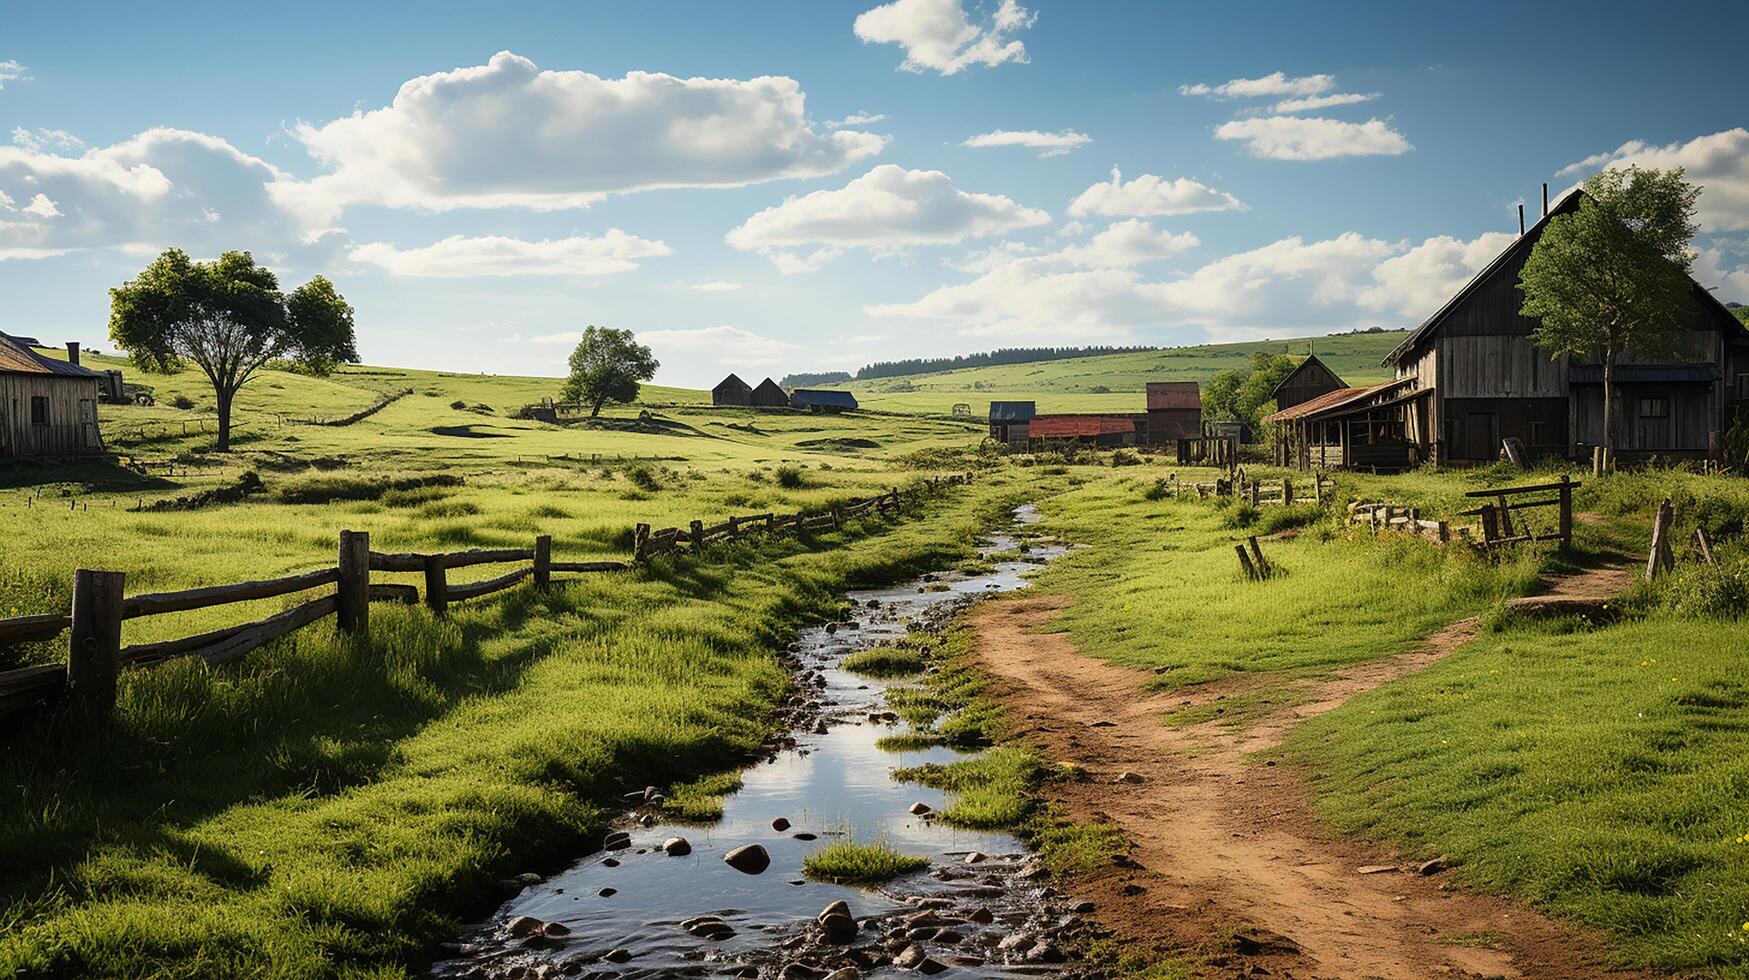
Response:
[1347,476,1576,550]
[0,474,972,721]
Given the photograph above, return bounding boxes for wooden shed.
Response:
[711,373,752,406]
[790,389,858,412]
[988,401,1034,448]
[750,377,788,408]
[1140,382,1201,444]
[1,334,105,458]
[1028,414,1137,447]
[1271,353,1347,412]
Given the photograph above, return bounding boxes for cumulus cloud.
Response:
[1693,245,1749,305]
[1214,116,1411,160]
[0,127,323,261]
[726,164,1050,271]
[0,60,29,89]
[871,226,1511,340]
[961,129,1091,157]
[1180,71,1333,99]
[1273,92,1378,113]
[1554,128,1749,232]
[11,128,85,153]
[280,51,884,221]
[829,111,888,128]
[686,280,743,292]
[854,0,1034,75]
[1067,166,1245,217]
[347,231,670,277]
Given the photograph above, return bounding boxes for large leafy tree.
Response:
[1519,167,1700,460]
[1203,351,1296,435]
[561,326,659,417]
[109,249,358,451]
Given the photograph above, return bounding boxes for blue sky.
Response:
[2,0,1746,387]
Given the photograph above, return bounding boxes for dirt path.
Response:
[971,561,1643,980]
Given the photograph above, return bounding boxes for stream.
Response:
[435,505,1082,979]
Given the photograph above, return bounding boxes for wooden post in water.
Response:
[337,530,369,633]
[534,534,553,586]
[68,569,125,718]
[423,555,449,614]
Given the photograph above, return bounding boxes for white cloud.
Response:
[769,247,846,275]
[1554,128,1749,232]
[1273,92,1379,113]
[871,227,1509,340]
[686,280,743,292]
[347,231,671,277]
[1181,71,1333,99]
[1068,166,1245,217]
[0,60,29,89]
[0,127,322,261]
[1694,245,1749,305]
[1214,116,1411,160]
[11,128,85,153]
[854,0,1034,75]
[829,111,888,128]
[280,51,884,221]
[726,164,1050,271]
[961,129,1091,158]
[640,325,801,366]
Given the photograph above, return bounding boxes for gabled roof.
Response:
[713,373,750,392]
[790,388,858,409]
[1145,381,1200,411]
[752,377,786,396]
[1029,414,1136,438]
[1269,352,1345,397]
[1264,378,1412,423]
[0,333,102,378]
[989,400,1036,421]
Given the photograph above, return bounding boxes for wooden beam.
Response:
[68,569,126,717]
[122,567,340,619]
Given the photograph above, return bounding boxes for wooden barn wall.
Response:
[1,374,101,457]
[1435,335,1566,399]
[1572,384,1714,453]
[1140,408,1199,444]
[1441,396,1568,460]
[711,385,751,406]
[1274,361,1343,410]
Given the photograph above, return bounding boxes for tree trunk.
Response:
[1601,346,1617,469]
[590,395,606,418]
[215,385,235,452]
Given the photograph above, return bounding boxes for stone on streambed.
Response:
[822,969,862,980]
[603,831,632,850]
[603,947,633,963]
[908,802,933,816]
[724,843,771,874]
[506,915,544,937]
[772,817,792,832]
[662,836,691,856]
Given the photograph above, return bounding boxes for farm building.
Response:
[790,389,858,412]
[988,401,1035,448]
[750,377,788,408]
[1270,189,1749,469]
[1,335,106,459]
[1029,414,1137,447]
[1140,382,1202,444]
[1270,352,1347,412]
[711,373,752,406]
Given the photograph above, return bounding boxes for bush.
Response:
[1221,501,1260,529]
[625,464,663,492]
[169,394,195,410]
[775,464,805,489]
[1109,450,1141,467]
[1143,478,1171,501]
[1660,559,1749,619]
[449,399,467,410]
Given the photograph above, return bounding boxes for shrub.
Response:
[1143,478,1171,501]
[775,465,805,489]
[1221,502,1259,529]
[449,399,467,410]
[1660,559,1749,619]
[625,464,663,492]
[169,394,195,410]
[1109,450,1141,467]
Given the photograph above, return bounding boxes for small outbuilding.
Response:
[790,389,858,412]
[1140,381,1201,444]
[1029,414,1137,447]
[750,377,788,408]
[1,335,106,458]
[1270,352,1347,412]
[712,373,752,406]
[988,401,1035,448]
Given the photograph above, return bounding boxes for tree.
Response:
[1519,166,1700,462]
[561,326,659,417]
[109,249,358,451]
[1202,351,1295,436]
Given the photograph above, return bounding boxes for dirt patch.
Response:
[971,561,1646,979]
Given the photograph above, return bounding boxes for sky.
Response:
[2,0,1746,388]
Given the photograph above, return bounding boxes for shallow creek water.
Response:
[435,506,1077,979]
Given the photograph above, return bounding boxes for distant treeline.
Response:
[854,345,1157,381]
[779,371,854,387]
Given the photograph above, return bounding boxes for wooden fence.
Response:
[1164,468,1332,505]
[1348,476,1576,550]
[0,474,971,722]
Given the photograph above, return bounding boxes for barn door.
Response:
[78,399,98,450]
[1464,412,1498,459]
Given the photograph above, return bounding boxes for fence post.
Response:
[634,523,651,561]
[1234,545,1258,581]
[337,530,370,633]
[1645,499,1671,582]
[726,516,740,539]
[423,555,449,614]
[534,534,552,586]
[831,505,843,529]
[1481,504,1498,543]
[1246,536,1269,577]
[1557,474,1572,549]
[1313,468,1323,504]
[688,521,704,555]
[766,513,776,532]
[1282,480,1293,508]
[1436,520,1450,545]
[67,569,126,717]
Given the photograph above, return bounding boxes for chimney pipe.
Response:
[66,341,80,366]
[1541,182,1549,218]
[1518,204,1525,236]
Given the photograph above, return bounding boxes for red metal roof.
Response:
[1028,414,1137,438]
[1145,381,1200,410]
[0,334,102,378]
[1263,379,1411,423]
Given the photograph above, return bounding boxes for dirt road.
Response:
[970,562,1641,979]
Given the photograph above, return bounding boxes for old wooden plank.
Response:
[122,566,339,619]
[448,566,532,602]
[0,614,71,646]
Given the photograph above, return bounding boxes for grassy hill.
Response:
[828,330,1409,415]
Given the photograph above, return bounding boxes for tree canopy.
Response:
[1203,351,1296,434]
[1519,166,1700,457]
[561,327,659,416]
[108,249,358,450]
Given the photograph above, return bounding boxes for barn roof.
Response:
[0,333,102,378]
[988,400,1035,421]
[1028,414,1136,438]
[1263,378,1413,423]
[1269,353,1345,397]
[1145,381,1200,411]
[790,388,858,409]
[713,373,751,392]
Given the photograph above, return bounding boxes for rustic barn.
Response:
[1140,382,1201,445]
[1265,379,1421,471]
[988,401,1034,448]
[1,335,105,459]
[750,377,788,408]
[790,389,858,412]
[1271,352,1347,412]
[1028,414,1137,447]
[711,373,752,406]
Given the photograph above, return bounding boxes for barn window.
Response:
[1737,373,1749,400]
[1637,397,1669,419]
[30,396,49,426]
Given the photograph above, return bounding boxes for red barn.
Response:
[1028,414,1137,446]
[1140,382,1201,444]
